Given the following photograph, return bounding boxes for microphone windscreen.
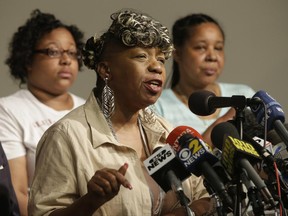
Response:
[211,121,240,150]
[188,90,216,116]
[251,90,285,131]
[166,126,202,151]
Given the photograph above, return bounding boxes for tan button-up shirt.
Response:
[28,90,209,216]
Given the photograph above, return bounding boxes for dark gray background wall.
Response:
[1,0,288,116]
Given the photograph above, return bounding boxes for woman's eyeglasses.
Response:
[34,48,81,60]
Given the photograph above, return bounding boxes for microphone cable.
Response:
[273,162,288,216]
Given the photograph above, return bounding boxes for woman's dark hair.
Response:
[5,9,85,85]
[171,13,225,88]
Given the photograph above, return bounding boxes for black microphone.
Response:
[188,90,262,116]
[211,121,276,208]
[228,107,275,169]
[268,123,288,166]
[251,90,288,148]
[255,124,288,210]
[166,126,234,209]
[230,107,281,176]
[268,123,288,146]
[212,123,267,215]
[268,126,288,183]
[211,148,234,186]
[143,145,191,193]
[267,130,288,209]
[240,170,265,215]
[143,145,195,216]
[242,133,275,169]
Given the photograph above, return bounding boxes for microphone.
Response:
[228,107,275,170]
[166,125,202,152]
[143,145,195,216]
[272,142,288,172]
[259,125,288,209]
[251,90,288,148]
[268,135,288,209]
[242,134,275,170]
[143,145,191,193]
[188,90,261,116]
[166,126,234,209]
[267,123,288,148]
[167,125,232,184]
[240,170,265,215]
[268,126,288,180]
[268,123,288,146]
[211,121,276,207]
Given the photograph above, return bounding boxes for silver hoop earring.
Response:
[102,77,115,119]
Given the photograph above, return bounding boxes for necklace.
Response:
[106,115,149,156]
[137,118,164,216]
[138,117,151,157]
[107,118,118,141]
[105,111,164,216]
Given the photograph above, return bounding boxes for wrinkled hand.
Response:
[87,163,132,206]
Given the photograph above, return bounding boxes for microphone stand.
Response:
[233,107,246,216]
[233,107,266,215]
[175,190,195,216]
[203,179,226,216]
[167,170,195,216]
[241,170,265,215]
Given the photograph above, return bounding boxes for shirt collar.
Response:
[83,89,171,151]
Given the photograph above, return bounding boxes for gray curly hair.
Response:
[82,9,174,70]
